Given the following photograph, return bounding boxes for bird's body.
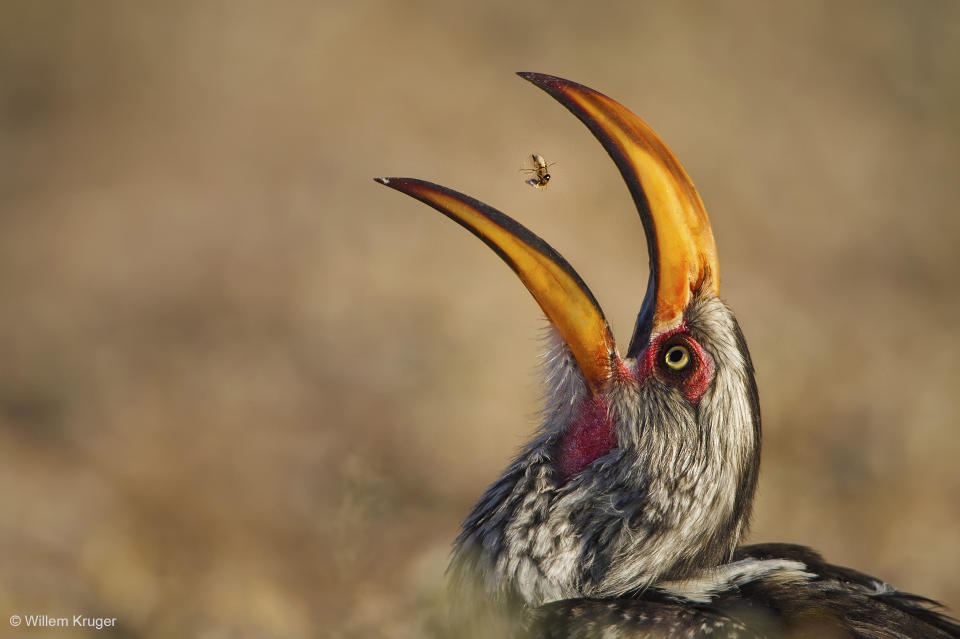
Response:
[375,72,959,638]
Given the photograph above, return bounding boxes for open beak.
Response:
[375,73,718,393]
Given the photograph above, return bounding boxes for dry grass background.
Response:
[1,1,958,637]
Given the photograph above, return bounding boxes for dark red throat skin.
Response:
[557,396,616,484]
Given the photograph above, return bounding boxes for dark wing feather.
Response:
[531,597,761,639]
[528,545,960,638]
[733,544,960,638]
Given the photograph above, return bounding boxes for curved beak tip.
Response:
[516,71,569,93]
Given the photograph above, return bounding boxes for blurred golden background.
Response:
[1,1,958,637]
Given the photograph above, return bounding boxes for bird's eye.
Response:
[543,174,550,181]
[664,344,690,371]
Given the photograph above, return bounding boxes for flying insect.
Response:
[521,153,555,188]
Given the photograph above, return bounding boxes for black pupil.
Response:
[668,348,684,363]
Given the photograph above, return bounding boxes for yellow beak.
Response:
[375,73,719,392]
[518,73,718,357]
[373,177,617,395]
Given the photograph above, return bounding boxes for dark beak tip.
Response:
[375,177,412,192]
[516,71,560,88]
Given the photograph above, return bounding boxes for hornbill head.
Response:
[375,74,761,609]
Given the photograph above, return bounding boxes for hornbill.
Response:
[374,73,960,638]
